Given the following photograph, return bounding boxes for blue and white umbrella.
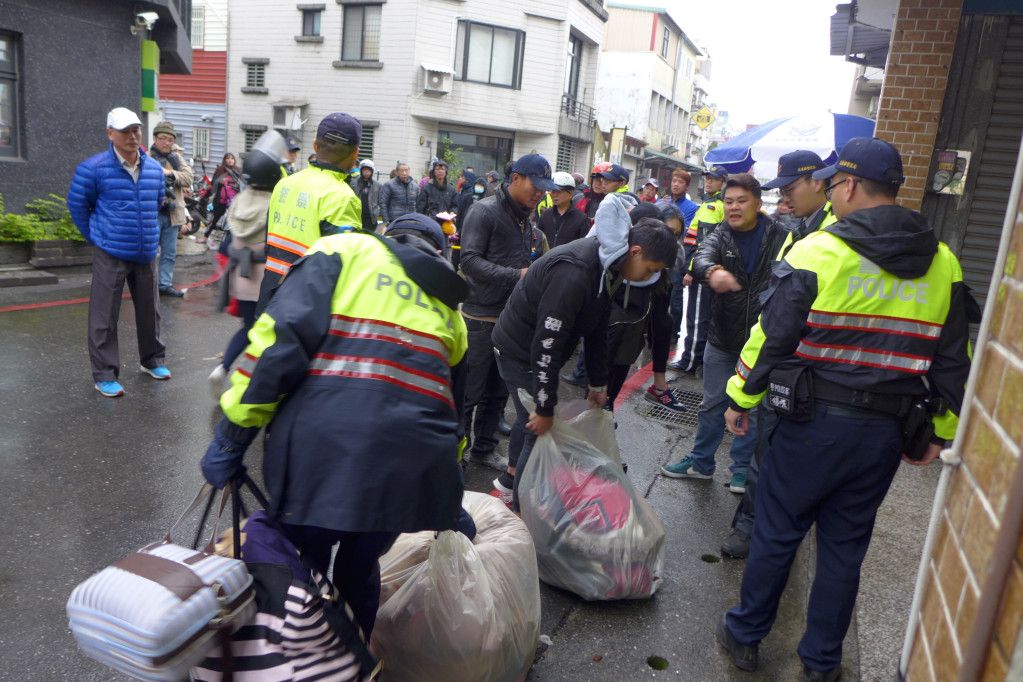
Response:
[704,112,876,178]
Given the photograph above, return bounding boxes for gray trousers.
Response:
[88,247,165,382]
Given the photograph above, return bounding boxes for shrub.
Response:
[0,193,84,243]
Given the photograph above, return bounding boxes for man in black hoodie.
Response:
[714,139,973,680]
[415,159,457,219]
[459,154,557,471]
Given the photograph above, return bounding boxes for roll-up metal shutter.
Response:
[960,20,1023,312]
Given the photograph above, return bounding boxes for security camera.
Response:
[135,11,159,30]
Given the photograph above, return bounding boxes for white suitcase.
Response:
[67,486,255,681]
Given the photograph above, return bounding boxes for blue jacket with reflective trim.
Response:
[220,231,470,533]
[67,143,165,263]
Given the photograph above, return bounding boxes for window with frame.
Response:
[358,127,375,160]
[661,27,670,59]
[302,9,321,36]
[244,129,263,153]
[193,127,211,161]
[191,6,205,49]
[556,136,576,173]
[564,34,582,98]
[342,5,381,61]
[246,63,265,88]
[0,31,19,158]
[454,20,525,89]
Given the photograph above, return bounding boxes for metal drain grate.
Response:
[639,389,702,427]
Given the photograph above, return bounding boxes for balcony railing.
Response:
[561,95,596,126]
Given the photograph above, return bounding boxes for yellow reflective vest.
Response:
[776,202,837,260]
[727,223,968,441]
[265,164,363,278]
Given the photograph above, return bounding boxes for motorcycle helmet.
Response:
[591,161,611,178]
[244,131,289,190]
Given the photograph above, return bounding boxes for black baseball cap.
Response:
[597,163,630,183]
[761,150,827,189]
[511,154,557,191]
[386,213,446,253]
[316,112,362,146]
[705,165,728,179]
[812,137,905,186]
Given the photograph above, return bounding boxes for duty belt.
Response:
[813,377,913,419]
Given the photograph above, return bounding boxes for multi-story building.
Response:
[226,0,607,181]
[0,0,192,212]
[687,54,712,166]
[159,0,229,173]
[592,3,703,190]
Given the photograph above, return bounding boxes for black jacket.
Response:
[460,184,536,318]
[538,205,590,248]
[692,214,787,354]
[379,176,419,223]
[492,236,612,416]
[415,179,457,217]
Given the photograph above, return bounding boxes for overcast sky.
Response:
[612,0,862,130]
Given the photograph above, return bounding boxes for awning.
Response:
[643,148,703,172]
[830,1,895,68]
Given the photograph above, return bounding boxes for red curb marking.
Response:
[0,266,225,314]
[617,362,654,402]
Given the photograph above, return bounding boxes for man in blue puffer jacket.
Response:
[67,107,172,398]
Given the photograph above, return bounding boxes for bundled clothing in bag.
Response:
[517,399,665,600]
[373,491,541,682]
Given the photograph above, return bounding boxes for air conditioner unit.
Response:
[867,96,880,117]
[421,64,453,94]
[663,134,681,152]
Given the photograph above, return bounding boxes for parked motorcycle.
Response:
[182,162,212,236]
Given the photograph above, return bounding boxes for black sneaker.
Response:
[497,418,512,436]
[159,286,185,298]
[468,450,508,471]
[721,529,750,559]
[800,665,841,682]
[716,613,758,672]
[644,385,687,412]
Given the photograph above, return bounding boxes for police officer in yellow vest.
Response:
[721,150,838,559]
[669,165,726,373]
[258,112,364,310]
[715,139,973,680]
[201,213,472,639]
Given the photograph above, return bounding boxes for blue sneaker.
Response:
[661,455,713,479]
[95,381,125,397]
[729,472,747,494]
[141,365,172,380]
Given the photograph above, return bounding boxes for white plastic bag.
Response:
[518,396,665,600]
[372,491,541,682]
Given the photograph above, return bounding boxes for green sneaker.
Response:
[661,456,713,479]
[729,472,747,494]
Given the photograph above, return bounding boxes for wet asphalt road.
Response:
[0,247,940,681]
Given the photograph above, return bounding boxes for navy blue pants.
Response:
[286,525,399,638]
[731,401,779,535]
[677,282,710,371]
[726,405,903,671]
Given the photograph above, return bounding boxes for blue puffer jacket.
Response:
[67,143,166,263]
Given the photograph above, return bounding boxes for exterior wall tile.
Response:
[961,494,998,580]
[961,411,1004,503]
[993,561,1023,655]
[993,357,1023,445]
[981,640,1010,682]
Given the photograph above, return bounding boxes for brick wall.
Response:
[873,0,963,210]
[905,165,1023,680]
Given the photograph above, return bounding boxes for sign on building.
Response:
[693,106,716,131]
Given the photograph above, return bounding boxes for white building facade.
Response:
[593,3,703,189]
[226,0,607,180]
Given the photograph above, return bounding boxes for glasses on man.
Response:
[155,135,175,143]
[779,176,810,198]
[824,177,859,201]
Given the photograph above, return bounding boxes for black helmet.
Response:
[243,149,282,190]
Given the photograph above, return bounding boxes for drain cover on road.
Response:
[639,390,702,427]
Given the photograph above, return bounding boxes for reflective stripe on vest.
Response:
[236,351,257,378]
[265,232,312,276]
[328,314,451,363]
[795,339,933,374]
[308,353,455,409]
[806,310,943,340]
[735,357,752,380]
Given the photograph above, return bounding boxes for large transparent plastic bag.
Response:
[518,395,665,600]
[372,491,541,682]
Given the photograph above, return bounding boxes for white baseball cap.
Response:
[552,171,576,189]
[106,107,142,130]
[644,178,659,188]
